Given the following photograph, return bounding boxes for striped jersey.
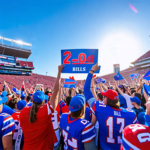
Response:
[60,114,96,150]
[0,113,15,150]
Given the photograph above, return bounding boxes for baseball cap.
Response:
[21,94,26,100]
[0,95,8,105]
[45,95,49,100]
[17,100,27,110]
[130,96,141,105]
[101,89,118,100]
[118,85,124,89]
[33,91,45,103]
[1,91,7,97]
[69,94,85,112]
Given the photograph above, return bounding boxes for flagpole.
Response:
[124,78,128,84]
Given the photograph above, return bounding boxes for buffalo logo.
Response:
[114,96,118,100]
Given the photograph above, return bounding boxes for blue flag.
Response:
[64,79,77,88]
[114,72,124,81]
[143,84,150,96]
[95,78,106,84]
[130,73,139,80]
[143,70,150,81]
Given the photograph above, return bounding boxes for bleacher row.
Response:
[0,67,149,90]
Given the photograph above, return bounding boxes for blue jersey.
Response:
[85,107,92,122]
[60,114,96,150]
[0,113,15,150]
[91,101,137,150]
[138,112,150,126]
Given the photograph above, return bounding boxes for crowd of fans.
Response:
[0,63,150,150]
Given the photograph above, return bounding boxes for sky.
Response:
[0,0,150,80]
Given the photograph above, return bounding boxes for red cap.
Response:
[101,89,118,100]
[48,93,52,97]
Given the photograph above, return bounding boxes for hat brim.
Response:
[101,91,107,97]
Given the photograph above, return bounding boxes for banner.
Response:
[61,49,100,73]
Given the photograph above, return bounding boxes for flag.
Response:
[64,79,77,88]
[69,76,75,80]
[92,75,96,78]
[130,73,139,80]
[95,78,106,84]
[114,72,124,81]
[143,84,150,96]
[21,81,25,91]
[143,70,150,81]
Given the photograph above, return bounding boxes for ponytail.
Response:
[29,101,38,123]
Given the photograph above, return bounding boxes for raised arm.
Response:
[84,63,99,107]
[91,78,98,100]
[50,65,64,110]
[115,81,123,96]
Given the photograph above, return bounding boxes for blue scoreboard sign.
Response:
[61,49,100,73]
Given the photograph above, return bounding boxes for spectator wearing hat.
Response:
[130,96,145,116]
[84,63,137,150]
[0,95,16,150]
[60,94,96,150]
[12,100,27,150]
[116,84,133,109]
[0,92,15,115]
[20,65,64,150]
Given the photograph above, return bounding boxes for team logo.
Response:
[114,96,118,100]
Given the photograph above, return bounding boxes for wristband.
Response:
[90,70,95,73]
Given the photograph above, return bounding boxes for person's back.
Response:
[92,101,137,150]
[20,91,57,150]
[60,113,95,150]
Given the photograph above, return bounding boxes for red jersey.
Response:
[121,124,150,150]
[20,103,57,150]
[12,112,21,139]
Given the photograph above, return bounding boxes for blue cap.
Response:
[16,90,21,95]
[130,96,141,105]
[69,94,85,112]
[17,100,27,110]
[21,94,26,100]
[12,87,17,92]
[33,91,45,103]
[45,95,49,100]
[0,96,8,105]
[1,91,7,97]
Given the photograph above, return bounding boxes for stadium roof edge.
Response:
[131,50,150,64]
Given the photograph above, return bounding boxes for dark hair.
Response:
[97,92,103,101]
[131,89,136,94]
[119,85,126,93]
[70,105,85,119]
[66,96,71,106]
[29,101,42,123]
[78,89,84,94]
[26,95,31,102]
[7,99,17,109]
[134,92,142,100]
[107,98,120,109]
